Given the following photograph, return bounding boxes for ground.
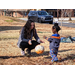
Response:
[0,16,75,65]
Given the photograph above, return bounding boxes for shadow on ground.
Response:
[0,49,75,61]
[0,56,25,59]
[58,49,73,52]
[0,51,49,59]
[58,54,75,62]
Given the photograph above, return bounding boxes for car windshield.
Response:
[38,11,49,15]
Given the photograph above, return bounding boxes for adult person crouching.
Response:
[17,19,44,56]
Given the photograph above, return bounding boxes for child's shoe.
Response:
[51,60,58,63]
[51,58,58,62]
[51,60,54,62]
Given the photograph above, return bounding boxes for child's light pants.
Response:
[50,49,58,62]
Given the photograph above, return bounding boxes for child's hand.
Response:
[43,35,46,39]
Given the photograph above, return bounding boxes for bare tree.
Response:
[61,10,66,18]
[60,9,73,21]
[57,9,61,20]
[65,9,73,21]
[57,9,58,17]
[57,9,73,21]
[60,9,67,34]
[6,9,10,16]
[57,9,59,20]
[60,9,73,35]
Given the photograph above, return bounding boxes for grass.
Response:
[5,20,13,22]
[6,16,26,22]
[37,31,51,33]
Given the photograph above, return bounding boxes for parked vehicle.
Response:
[28,11,53,24]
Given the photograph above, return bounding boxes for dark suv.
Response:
[28,11,53,24]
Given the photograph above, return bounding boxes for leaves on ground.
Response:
[0,16,75,65]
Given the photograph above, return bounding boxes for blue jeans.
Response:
[50,49,58,62]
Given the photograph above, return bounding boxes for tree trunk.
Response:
[12,12,13,17]
[57,9,59,20]
[22,11,25,18]
[69,13,72,21]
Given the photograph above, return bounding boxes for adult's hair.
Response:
[52,23,61,32]
[20,19,35,39]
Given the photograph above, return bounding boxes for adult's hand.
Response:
[28,40,32,45]
[40,40,45,43]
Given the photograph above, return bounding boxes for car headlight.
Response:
[51,16,53,18]
[41,17,45,19]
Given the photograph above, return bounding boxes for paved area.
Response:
[59,23,75,28]
[19,18,75,28]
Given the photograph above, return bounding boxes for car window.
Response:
[30,12,33,15]
[38,11,49,15]
[30,12,37,15]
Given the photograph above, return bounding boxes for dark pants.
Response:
[20,40,40,51]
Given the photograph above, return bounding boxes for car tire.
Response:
[28,17,30,20]
[38,18,42,23]
[49,21,53,24]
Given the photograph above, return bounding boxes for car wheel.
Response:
[28,17,30,19]
[38,18,41,23]
[49,21,53,24]
[28,17,30,20]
